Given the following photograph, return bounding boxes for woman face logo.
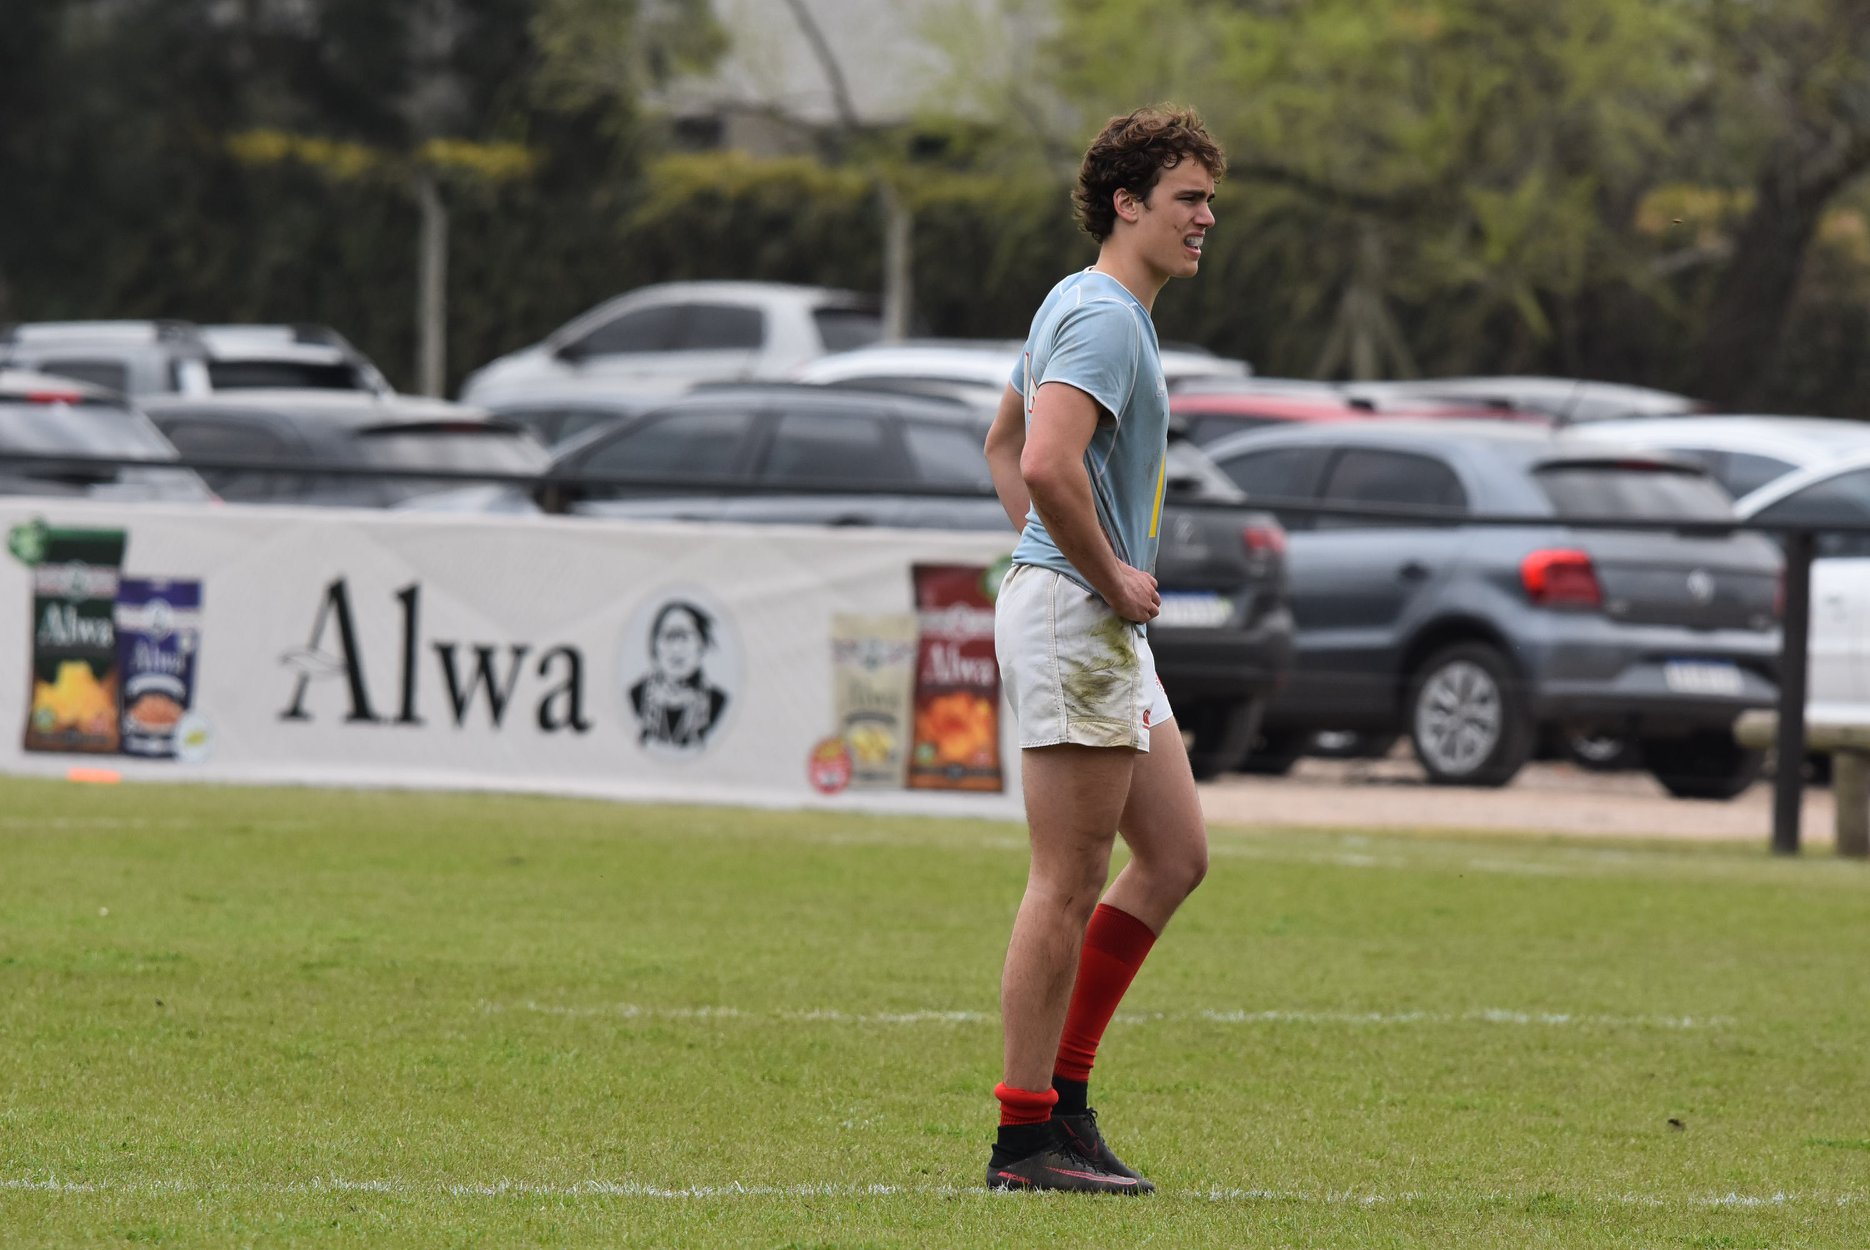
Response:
[625,593,739,754]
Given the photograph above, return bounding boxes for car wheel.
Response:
[1239,728,1306,776]
[1642,730,1765,800]
[1181,699,1265,783]
[1561,729,1644,772]
[1408,642,1533,787]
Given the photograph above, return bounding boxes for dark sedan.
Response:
[416,383,1295,779]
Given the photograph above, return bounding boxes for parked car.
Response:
[792,339,1251,398]
[411,383,1295,779]
[142,391,549,508]
[0,369,213,501]
[1733,450,1870,731]
[0,320,392,399]
[459,282,885,408]
[1341,376,1706,425]
[472,389,663,449]
[1568,414,1870,503]
[1202,420,1783,796]
[1166,388,1528,448]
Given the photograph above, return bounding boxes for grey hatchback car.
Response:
[1203,421,1783,796]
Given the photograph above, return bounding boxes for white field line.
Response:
[483,1001,1732,1030]
[2,1175,1858,1208]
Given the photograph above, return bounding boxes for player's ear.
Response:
[1113,188,1140,225]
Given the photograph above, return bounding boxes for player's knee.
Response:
[1185,848,1209,898]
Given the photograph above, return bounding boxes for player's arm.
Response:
[984,384,1030,532]
[1021,382,1160,624]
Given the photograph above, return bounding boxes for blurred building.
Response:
[656,0,1052,156]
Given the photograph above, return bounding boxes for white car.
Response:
[459,281,883,407]
[792,339,1251,399]
[0,320,391,398]
[1565,414,1870,502]
[1735,450,1870,719]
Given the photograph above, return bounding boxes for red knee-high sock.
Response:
[994,1082,1059,1127]
[1053,903,1159,1084]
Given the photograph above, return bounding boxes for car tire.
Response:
[1408,642,1533,787]
[1239,728,1307,776]
[1560,729,1644,773]
[1642,730,1765,800]
[1310,730,1401,760]
[1182,699,1265,783]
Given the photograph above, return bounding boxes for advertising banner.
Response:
[0,501,1023,819]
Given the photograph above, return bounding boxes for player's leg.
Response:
[1052,676,1208,1182]
[1001,742,1134,1091]
[1105,709,1209,930]
[987,564,1152,1193]
[989,740,1147,1193]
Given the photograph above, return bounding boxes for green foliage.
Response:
[10,0,1870,411]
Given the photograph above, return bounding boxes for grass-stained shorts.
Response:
[994,563,1173,752]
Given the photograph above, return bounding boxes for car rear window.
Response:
[0,397,181,458]
[354,423,550,502]
[30,357,132,393]
[0,397,212,500]
[1533,462,1733,520]
[1164,439,1245,500]
[207,360,367,390]
[813,307,885,353]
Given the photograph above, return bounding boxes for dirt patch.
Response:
[1199,754,1839,849]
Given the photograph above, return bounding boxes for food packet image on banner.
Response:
[906,563,1004,793]
[115,579,203,759]
[22,525,127,755]
[829,614,918,790]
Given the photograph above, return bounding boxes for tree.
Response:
[1688,1,1870,406]
[920,0,1870,405]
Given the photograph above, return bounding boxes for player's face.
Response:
[1135,160,1216,280]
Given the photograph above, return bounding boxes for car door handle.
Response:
[1398,560,1430,582]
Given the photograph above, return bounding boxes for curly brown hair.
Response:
[1073,106,1226,242]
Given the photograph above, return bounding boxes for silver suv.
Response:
[0,321,392,399]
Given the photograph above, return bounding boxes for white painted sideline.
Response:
[483,1000,1733,1030]
[2,1175,1857,1207]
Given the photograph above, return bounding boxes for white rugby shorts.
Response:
[994,563,1173,752]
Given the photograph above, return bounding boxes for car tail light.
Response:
[24,389,84,404]
[1521,548,1602,608]
[1242,523,1286,557]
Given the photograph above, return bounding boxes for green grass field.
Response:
[3,775,1867,1247]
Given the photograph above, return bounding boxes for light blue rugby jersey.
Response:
[1007,269,1170,591]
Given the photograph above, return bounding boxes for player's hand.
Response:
[1106,564,1160,624]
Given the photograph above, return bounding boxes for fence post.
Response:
[1771,530,1815,856]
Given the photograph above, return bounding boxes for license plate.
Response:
[1155,591,1234,629]
[1663,660,1744,696]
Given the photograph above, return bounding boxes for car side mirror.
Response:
[551,339,588,364]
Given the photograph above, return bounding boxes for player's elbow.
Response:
[983,420,1021,463]
[1019,443,1075,497]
